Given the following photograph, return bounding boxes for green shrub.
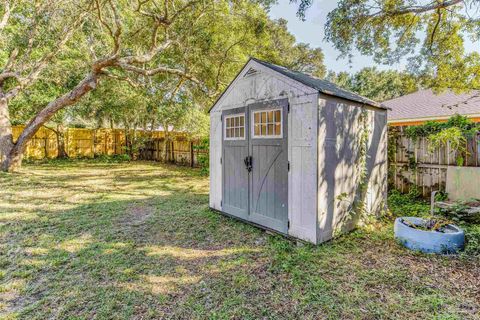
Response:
[193,138,209,175]
[388,189,480,258]
[387,189,429,218]
[94,154,131,163]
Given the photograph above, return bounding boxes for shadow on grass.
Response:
[2,188,280,319]
[1,161,479,319]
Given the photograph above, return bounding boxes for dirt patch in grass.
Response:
[0,161,479,319]
[124,204,154,226]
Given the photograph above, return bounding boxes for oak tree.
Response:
[293,0,480,90]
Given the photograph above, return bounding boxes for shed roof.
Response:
[383,89,480,122]
[251,58,382,108]
[209,58,383,112]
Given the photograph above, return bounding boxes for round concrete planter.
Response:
[394,217,465,254]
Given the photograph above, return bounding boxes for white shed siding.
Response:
[210,61,316,112]
[366,108,388,216]
[288,93,318,243]
[317,95,387,243]
[209,60,318,241]
[209,110,222,210]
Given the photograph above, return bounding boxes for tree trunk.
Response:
[124,126,131,157]
[56,123,68,158]
[0,95,14,171]
[1,73,99,172]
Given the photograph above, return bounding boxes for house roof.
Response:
[209,58,383,112]
[251,58,382,108]
[383,89,480,123]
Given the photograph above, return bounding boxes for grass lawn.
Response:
[1,160,479,319]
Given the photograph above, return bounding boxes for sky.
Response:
[268,1,478,74]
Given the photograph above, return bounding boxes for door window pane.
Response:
[224,113,245,140]
[275,123,281,135]
[252,108,282,138]
[267,124,274,135]
[275,110,281,122]
[267,111,274,122]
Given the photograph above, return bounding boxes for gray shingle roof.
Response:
[251,58,382,108]
[383,89,480,122]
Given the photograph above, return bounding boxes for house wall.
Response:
[209,60,319,243]
[317,94,387,243]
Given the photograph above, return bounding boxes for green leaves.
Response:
[327,67,418,102]
[296,0,480,91]
[403,114,477,166]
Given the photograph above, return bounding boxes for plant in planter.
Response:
[437,199,480,224]
[394,216,465,254]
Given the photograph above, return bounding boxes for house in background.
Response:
[384,89,480,127]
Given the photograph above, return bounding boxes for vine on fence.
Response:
[404,114,478,140]
[403,114,478,166]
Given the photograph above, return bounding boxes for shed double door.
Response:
[222,99,288,234]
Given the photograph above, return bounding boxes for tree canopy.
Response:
[0,0,326,171]
[293,0,480,91]
[327,67,421,102]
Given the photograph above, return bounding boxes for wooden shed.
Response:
[209,58,388,244]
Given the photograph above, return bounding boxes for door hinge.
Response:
[287,220,290,229]
[288,161,290,171]
[287,102,290,113]
[220,157,222,164]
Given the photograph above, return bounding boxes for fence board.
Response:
[389,128,480,198]
[11,125,208,167]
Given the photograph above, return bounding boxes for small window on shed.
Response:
[224,114,245,140]
[252,109,282,138]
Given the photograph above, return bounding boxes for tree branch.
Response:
[429,9,442,53]
[101,70,139,88]
[0,72,19,84]
[4,13,86,100]
[118,63,200,84]
[11,73,100,157]
[118,40,173,64]
[95,0,122,55]
[370,0,464,17]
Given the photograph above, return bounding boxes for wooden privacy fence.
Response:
[12,125,207,167]
[389,128,480,197]
[138,138,207,167]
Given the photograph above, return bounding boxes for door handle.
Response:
[244,156,252,172]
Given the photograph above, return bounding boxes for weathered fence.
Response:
[138,138,207,167]
[389,128,480,197]
[12,125,207,167]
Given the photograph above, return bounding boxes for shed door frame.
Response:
[222,106,249,219]
[248,99,289,234]
[221,98,289,234]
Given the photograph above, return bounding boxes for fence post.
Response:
[190,141,194,167]
[92,130,95,158]
[44,136,48,159]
